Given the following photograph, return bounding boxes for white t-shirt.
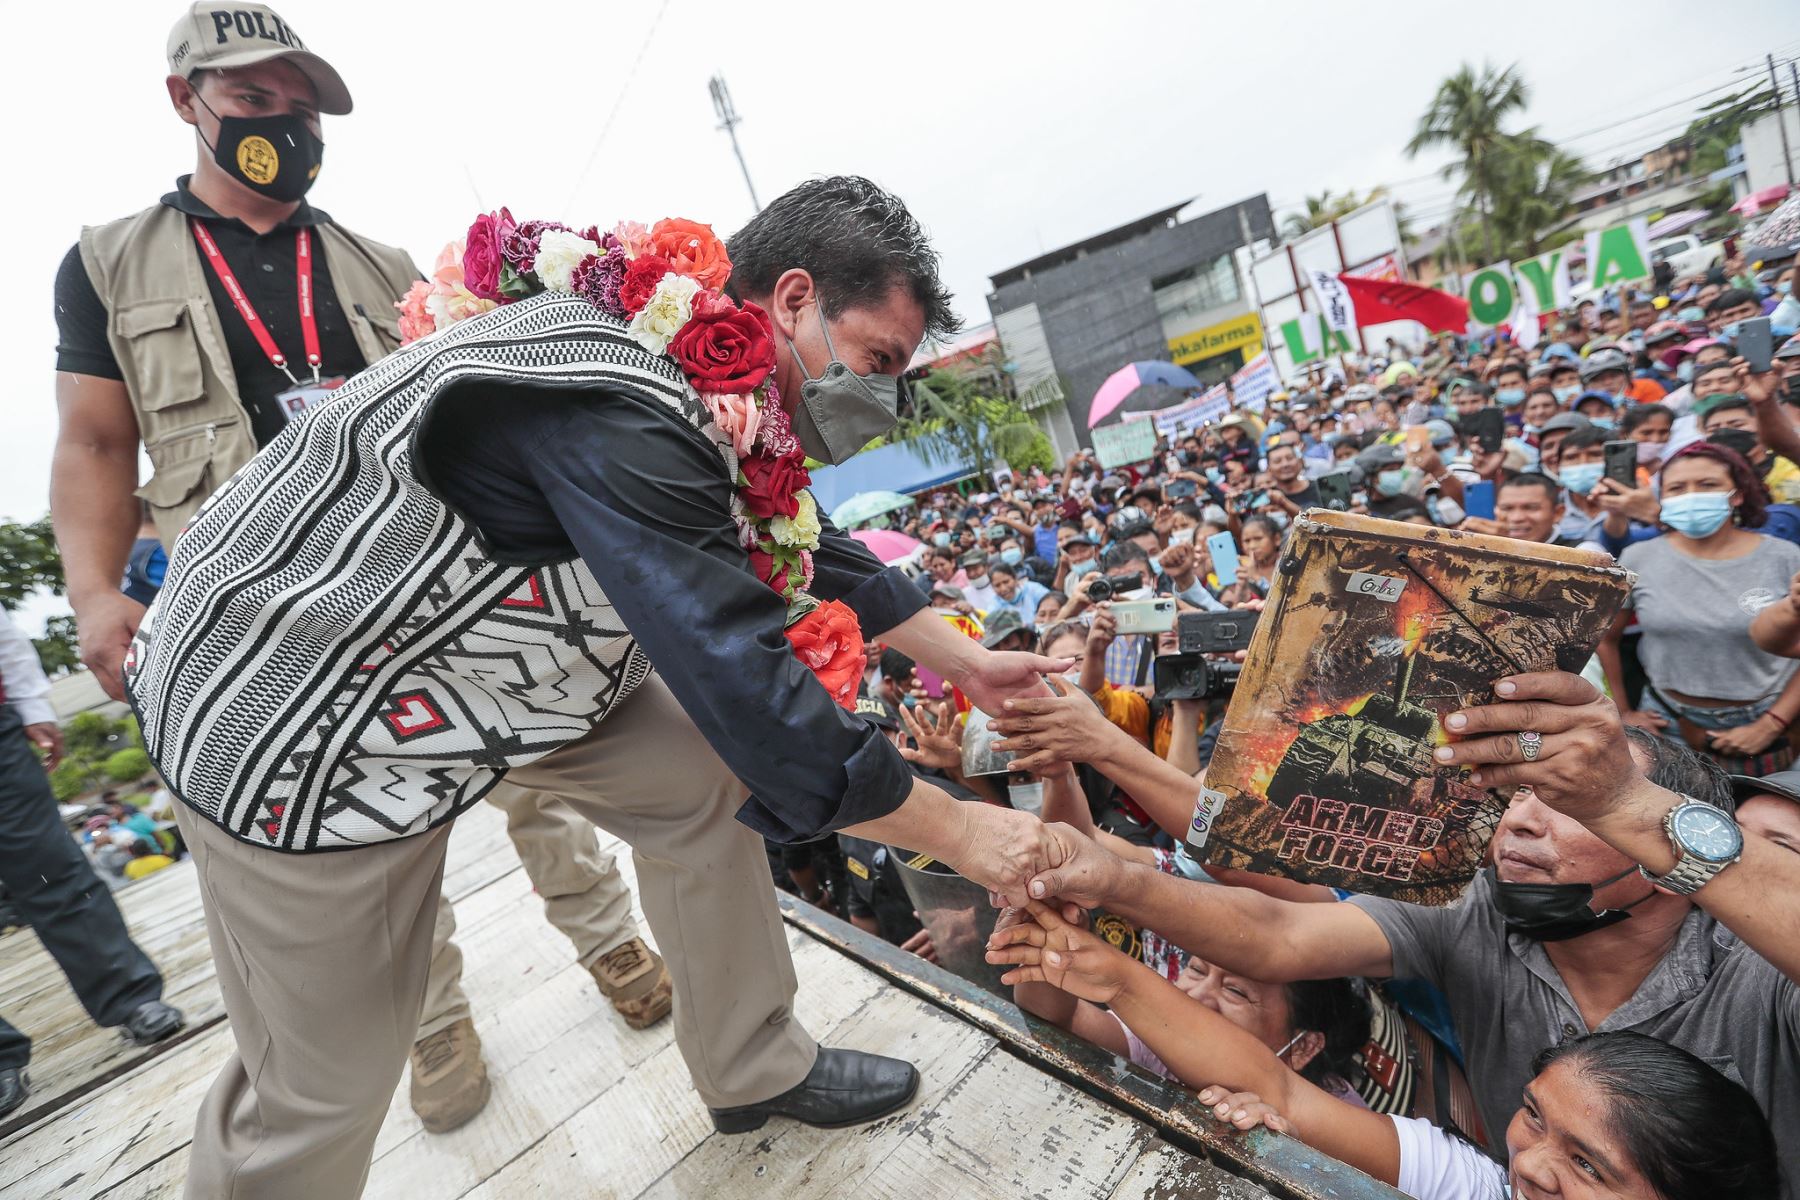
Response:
[1391,1113,1508,1199]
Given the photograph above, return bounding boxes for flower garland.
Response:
[397,211,865,709]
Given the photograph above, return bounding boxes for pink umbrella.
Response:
[1088,361,1203,427]
[1732,184,1790,216]
[851,528,922,564]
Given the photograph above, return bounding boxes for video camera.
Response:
[1153,610,1262,702]
[1084,571,1145,603]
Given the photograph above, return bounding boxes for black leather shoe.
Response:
[709,1047,919,1134]
[0,1067,28,1119]
[121,1000,185,1046]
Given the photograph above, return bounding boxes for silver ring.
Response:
[1518,731,1543,762]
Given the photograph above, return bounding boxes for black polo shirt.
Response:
[54,176,372,449]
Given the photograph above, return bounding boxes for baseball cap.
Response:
[979,608,1029,649]
[1682,338,1721,355]
[929,583,965,602]
[1729,770,1800,809]
[851,688,901,731]
[1579,349,1631,380]
[1537,412,1592,436]
[1423,419,1458,449]
[167,3,354,114]
[1644,320,1685,345]
[1774,335,1800,361]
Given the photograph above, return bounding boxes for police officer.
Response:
[48,2,670,1137]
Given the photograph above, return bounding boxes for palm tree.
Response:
[1280,187,1389,240]
[1488,139,1589,257]
[1407,63,1533,262]
[890,369,1052,478]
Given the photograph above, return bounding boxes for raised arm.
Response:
[1439,671,1800,986]
[992,902,1401,1186]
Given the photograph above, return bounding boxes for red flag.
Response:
[1336,274,1470,334]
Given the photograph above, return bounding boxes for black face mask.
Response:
[1488,864,1652,942]
[197,96,324,203]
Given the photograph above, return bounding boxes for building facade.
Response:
[984,196,1276,443]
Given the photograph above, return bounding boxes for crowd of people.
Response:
[764,258,1800,1197]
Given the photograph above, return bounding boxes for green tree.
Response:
[0,515,65,610]
[103,748,152,783]
[33,614,82,678]
[1487,140,1591,258]
[891,370,1054,480]
[1280,187,1389,240]
[1407,62,1536,262]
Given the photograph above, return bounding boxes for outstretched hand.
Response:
[983,899,1130,1004]
[989,674,1123,775]
[952,650,1074,714]
[949,807,1091,909]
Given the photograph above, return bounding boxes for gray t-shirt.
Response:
[1351,871,1799,1194]
[1620,532,1800,702]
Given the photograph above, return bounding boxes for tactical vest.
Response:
[79,201,419,547]
[125,294,725,851]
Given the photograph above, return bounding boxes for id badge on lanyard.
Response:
[191,219,337,425]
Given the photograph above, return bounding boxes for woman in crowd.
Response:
[1617,401,1674,484]
[989,903,1779,1200]
[1602,442,1800,775]
[987,559,1050,621]
[1237,514,1283,594]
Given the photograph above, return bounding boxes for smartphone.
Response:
[1166,478,1199,499]
[1206,531,1240,587]
[1176,609,1261,654]
[1603,441,1639,489]
[1111,597,1178,635]
[1463,408,1505,454]
[1464,478,1495,521]
[1315,472,1353,512]
[1739,316,1773,374]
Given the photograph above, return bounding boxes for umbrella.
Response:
[830,490,916,528]
[1088,361,1204,427]
[1732,184,1790,217]
[850,528,922,564]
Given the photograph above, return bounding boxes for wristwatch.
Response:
[1639,798,1744,895]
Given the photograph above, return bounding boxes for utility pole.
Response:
[1770,54,1795,188]
[708,74,761,212]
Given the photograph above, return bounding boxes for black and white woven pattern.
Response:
[127,293,709,850]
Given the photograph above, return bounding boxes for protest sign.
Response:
[1514,249,1572,311]
[1464,261,1516,327]
[1583,218,1652,290]
[1310,270,1357,334]
[1231,352,1281,413]
[1091,417,1160,468]
[1279,312,1352,366]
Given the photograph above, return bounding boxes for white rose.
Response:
[626,273,701,356]
[769,490,822,550]
[534,230,601,293]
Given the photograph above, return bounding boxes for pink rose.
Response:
[462,208,513,301]
[395,280,435,344]
[704,392,763,459]
[613,220,653,259]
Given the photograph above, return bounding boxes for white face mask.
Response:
[1009,780,1045,817]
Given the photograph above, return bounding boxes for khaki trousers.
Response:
[176,675,816,1199]
[416,783,640,1040]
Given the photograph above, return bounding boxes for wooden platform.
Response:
[0,804,1389,1200]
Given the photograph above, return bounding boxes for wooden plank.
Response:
[853,1048,1154,1200]
[634,989,995,1200]
[453,932,897,1200]
[1108,1139,1278,1200]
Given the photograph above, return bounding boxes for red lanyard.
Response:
[190,219,321,385]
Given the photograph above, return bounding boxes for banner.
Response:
[1310,270,1357,334]
[1133,384,1232,438]
[1464,260,1516,327]
[1333,276,1470,334]
[1091,416,1160,469]
[1583,218,1652,290]
[1514,249,1572,312]
[1231,352,1281,414]
[1452,219,1648,330]
[1280,312,1353,366]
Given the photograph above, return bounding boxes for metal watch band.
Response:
[1643,853,1722,896]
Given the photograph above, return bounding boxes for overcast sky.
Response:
[7,0,1800,630]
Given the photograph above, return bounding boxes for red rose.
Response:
[740,451,810,520]
[618,254,675,315]
[669,298,776,394]
[785,600,867,710]
[462,208,513,301]
[747,547,786,594]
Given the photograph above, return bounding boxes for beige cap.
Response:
[166,3,352,114]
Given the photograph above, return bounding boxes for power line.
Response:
[561,0,674,211]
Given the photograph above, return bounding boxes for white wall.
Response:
[1743,109,1800,194]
